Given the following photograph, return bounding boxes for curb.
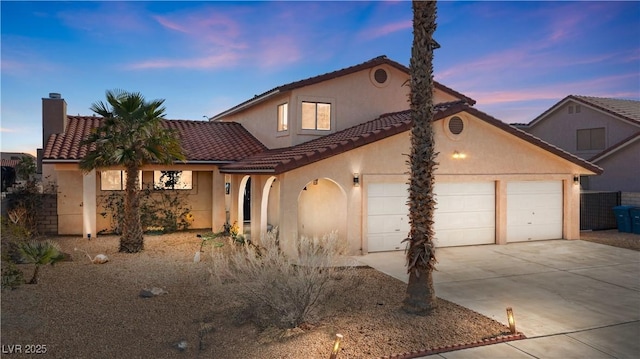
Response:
[378,332,527,359]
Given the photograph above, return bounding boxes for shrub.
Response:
[1,257,24,290]
[18,240,65,284]
[98,185,192,234]
[210,229,355,329]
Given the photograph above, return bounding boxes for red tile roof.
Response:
[210,55,476,120]
[43,116,266,163]
[220,102,603,175]
[1,159,20,168]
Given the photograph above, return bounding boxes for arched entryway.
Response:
[260,176,279,238]
[297,178,347,240]
[238,175,251,236]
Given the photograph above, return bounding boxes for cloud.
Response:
[127,52,242,70]
[463,72,640,107]
[57,2,152,35]
[358,20,411,41]
[0,127,18,133]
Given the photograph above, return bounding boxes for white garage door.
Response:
[507,181,563,242]
[367,182,495,252]
[367,183,410,252]
[433,182,496,247]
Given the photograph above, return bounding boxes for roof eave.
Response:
[210,90,281,121]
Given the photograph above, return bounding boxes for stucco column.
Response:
[279,175,299,258]
[564,178,580,240]
[82,169,97,238]
[250,175,263,243]
[495,180,507,245]
[210,168,226,232]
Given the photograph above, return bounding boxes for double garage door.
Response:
[367,181,562,252]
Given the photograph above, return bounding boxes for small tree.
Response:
[15,155,36,181]
[18,240,64,284]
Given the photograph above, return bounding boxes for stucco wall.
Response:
[589,139,640,192]
[239,111,590,256]
[56,169,84,235]
[527,101,640,160]
[218,65,458,149]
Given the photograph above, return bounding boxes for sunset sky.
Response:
[2,1,639,155]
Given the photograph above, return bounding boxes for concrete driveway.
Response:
[355,239,640,358]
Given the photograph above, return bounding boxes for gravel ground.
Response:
[1,231,511,359]
[580,229,640,251]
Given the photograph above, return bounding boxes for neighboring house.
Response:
[520,95,640,192]
[40,56,602,255]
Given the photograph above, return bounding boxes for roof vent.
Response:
[49,93,61,99]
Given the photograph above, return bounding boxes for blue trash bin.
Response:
[612,206,634,233]
[630,207,640,235]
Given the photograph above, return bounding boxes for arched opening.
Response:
[260,176,279,239]
[238,175,251,236]
[297,177,347,241]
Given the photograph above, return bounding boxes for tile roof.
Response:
[527,95,640,127]
[1,159,20,168]
[210,55,476,120]
[573,96,640,123]
[43,116,266,163]
[220,102,603,175]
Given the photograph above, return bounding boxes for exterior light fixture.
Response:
[313,179,318,185]
[506,307,516,334]
[330,333,343,359]
[225,182,231,194]
[573,175,580,185]
[353,173,360,187]
[453,151,467,159]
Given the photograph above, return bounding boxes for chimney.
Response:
[42,93,68,148]
[38,93,68,173]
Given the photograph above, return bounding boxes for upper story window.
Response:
[277,103,288,132]
[576,128,605,151]
[154,170,193,190]
[100,170,141,191]
[301,102,331,131]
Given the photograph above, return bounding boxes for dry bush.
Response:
[210,229,356,329]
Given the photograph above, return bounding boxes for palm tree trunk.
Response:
[403,0,438,315]
[120,165,144,253]
[28,265,40,284]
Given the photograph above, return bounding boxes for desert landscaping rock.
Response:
[1,231,511,358]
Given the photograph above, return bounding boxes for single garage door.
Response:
[433,182,495,247]
[367,182,495,252]
[367,183,410,252]
[507,181,563,242]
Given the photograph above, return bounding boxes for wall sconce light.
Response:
[225,182,230,194]
[506,307,516,334]
[330,333,343,359]
[313,179,318,185]
[452,150,467,159]
[573,175,580,185]
[353,173,360,187]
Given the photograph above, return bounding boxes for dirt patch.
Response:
[1,231,511,358]
[580,230,640,251]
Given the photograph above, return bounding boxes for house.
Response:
[40,56,602,255]
[520,95,640,192]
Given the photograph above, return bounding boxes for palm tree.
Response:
[402,0,439,315]
[19,240,65,284]
[80,90,185,253]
